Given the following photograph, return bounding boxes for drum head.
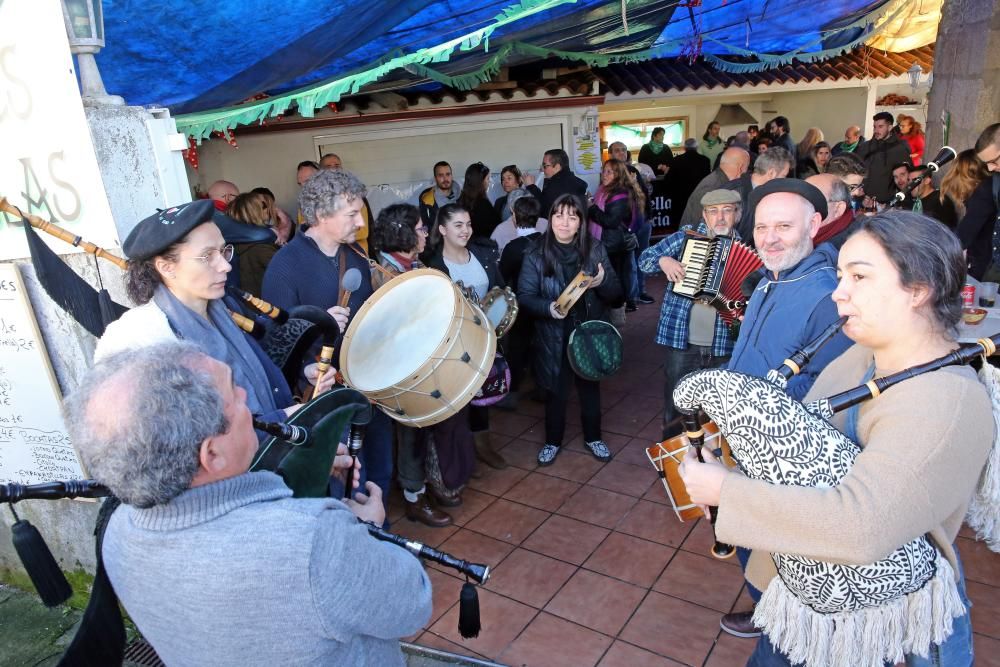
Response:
[342,271,456,391]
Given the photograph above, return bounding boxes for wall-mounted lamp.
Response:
[61,0,124,106]
[907,63,933,91]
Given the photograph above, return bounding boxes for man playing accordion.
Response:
[638,188,745,441]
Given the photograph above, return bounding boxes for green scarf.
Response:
[841,140,859,153]
[703,136,721,148]
[647,139,666,155]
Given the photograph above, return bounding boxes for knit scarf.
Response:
[840,140,860,153]
[703,136,721,148]
[389,251,416,272]
[153,285,278,417]
[647,139,666,155]
[813,209,855,246]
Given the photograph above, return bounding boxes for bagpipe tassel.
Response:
[9,508,72,607]
[458,582,481,639]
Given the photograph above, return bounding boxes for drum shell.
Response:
[646,421,736,522]
[339,269,497,427]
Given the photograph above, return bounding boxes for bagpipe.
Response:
[0,202,495,664]
[886,146,958,209]
[655,319,1000,667]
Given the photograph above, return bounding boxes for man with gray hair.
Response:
[724,146,794,244]
[262,169,394,510]
[65,342,431,666]
[638,189,744,439]
[806,173,859,250]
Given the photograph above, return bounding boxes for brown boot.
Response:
[404,492,453,527]
[473,431,507,469]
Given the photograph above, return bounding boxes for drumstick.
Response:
[313,268,363,400]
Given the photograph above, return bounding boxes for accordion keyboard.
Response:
[675,238,712,296]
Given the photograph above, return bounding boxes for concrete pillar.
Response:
[926,0,1000,152]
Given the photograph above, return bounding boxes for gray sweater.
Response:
[103,472,432,666]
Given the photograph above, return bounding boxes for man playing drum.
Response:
[66,342,431,667]
[262,169,394,510]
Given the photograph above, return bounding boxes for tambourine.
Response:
[481,286,518,338]
[554,270,594,317]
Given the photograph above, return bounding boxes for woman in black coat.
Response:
[426,204,507,473]
[517,194,623,466]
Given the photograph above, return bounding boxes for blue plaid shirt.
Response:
[637,222,737,356]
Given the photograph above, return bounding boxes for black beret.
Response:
[747,178,828,220]
[123,200,216,261]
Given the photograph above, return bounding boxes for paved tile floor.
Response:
[390,274,1000,667]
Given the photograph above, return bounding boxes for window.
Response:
[601,118,686,162]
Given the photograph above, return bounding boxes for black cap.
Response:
[748,178,828,220]
[123,200,216,261]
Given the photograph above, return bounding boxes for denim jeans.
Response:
[662,345,729,438]
[631,222,653,298]
[747,548,974,667]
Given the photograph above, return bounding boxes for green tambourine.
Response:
[567,320,623,381]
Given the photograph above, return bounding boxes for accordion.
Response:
[672,234,763,324]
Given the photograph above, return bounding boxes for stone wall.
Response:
[926,0,1000,152]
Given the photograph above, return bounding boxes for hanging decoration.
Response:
[182,136,199,170]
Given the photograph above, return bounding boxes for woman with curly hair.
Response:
[493,164,525,222]
[369,203,427,289]
[898,114,926,166]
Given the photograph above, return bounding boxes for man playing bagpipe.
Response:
[64,342,432,667]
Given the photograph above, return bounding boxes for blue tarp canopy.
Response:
[97,0,903,136]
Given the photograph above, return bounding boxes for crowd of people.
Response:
[63,116,1000,666]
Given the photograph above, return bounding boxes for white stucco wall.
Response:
[188,102,601,216]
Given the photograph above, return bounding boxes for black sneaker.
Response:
[638,293,655,304]
[719,610,762,638]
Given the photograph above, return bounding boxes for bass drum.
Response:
[340,268,496,427]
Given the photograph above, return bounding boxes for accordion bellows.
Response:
[672,369,966,667]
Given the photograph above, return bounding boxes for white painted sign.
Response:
[0,263,84,484]
[0,0,118,260]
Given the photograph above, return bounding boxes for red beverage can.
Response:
[962,284,976,307]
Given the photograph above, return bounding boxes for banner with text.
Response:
[0,0,118,260]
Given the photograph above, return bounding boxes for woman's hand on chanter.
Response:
[678,443,730,518]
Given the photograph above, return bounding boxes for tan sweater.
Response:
[716,343,995,592]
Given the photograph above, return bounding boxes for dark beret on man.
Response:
[123,200,217,261]
[748,178,828,220]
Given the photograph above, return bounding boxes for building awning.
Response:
[91,0,938,138]
[595,44,934,95]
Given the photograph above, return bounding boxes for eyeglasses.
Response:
[183,244,234,264]
[415,227,429,236]
[847,182,864,193]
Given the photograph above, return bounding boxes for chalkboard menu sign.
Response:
[0,263,84,484]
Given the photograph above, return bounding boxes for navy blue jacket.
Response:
[728,245,851,400]
[261,233,374,327]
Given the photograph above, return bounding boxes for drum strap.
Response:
[346,243,396,281]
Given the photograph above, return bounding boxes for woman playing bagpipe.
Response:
[96,200,337,433]
[680,211,996,667]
